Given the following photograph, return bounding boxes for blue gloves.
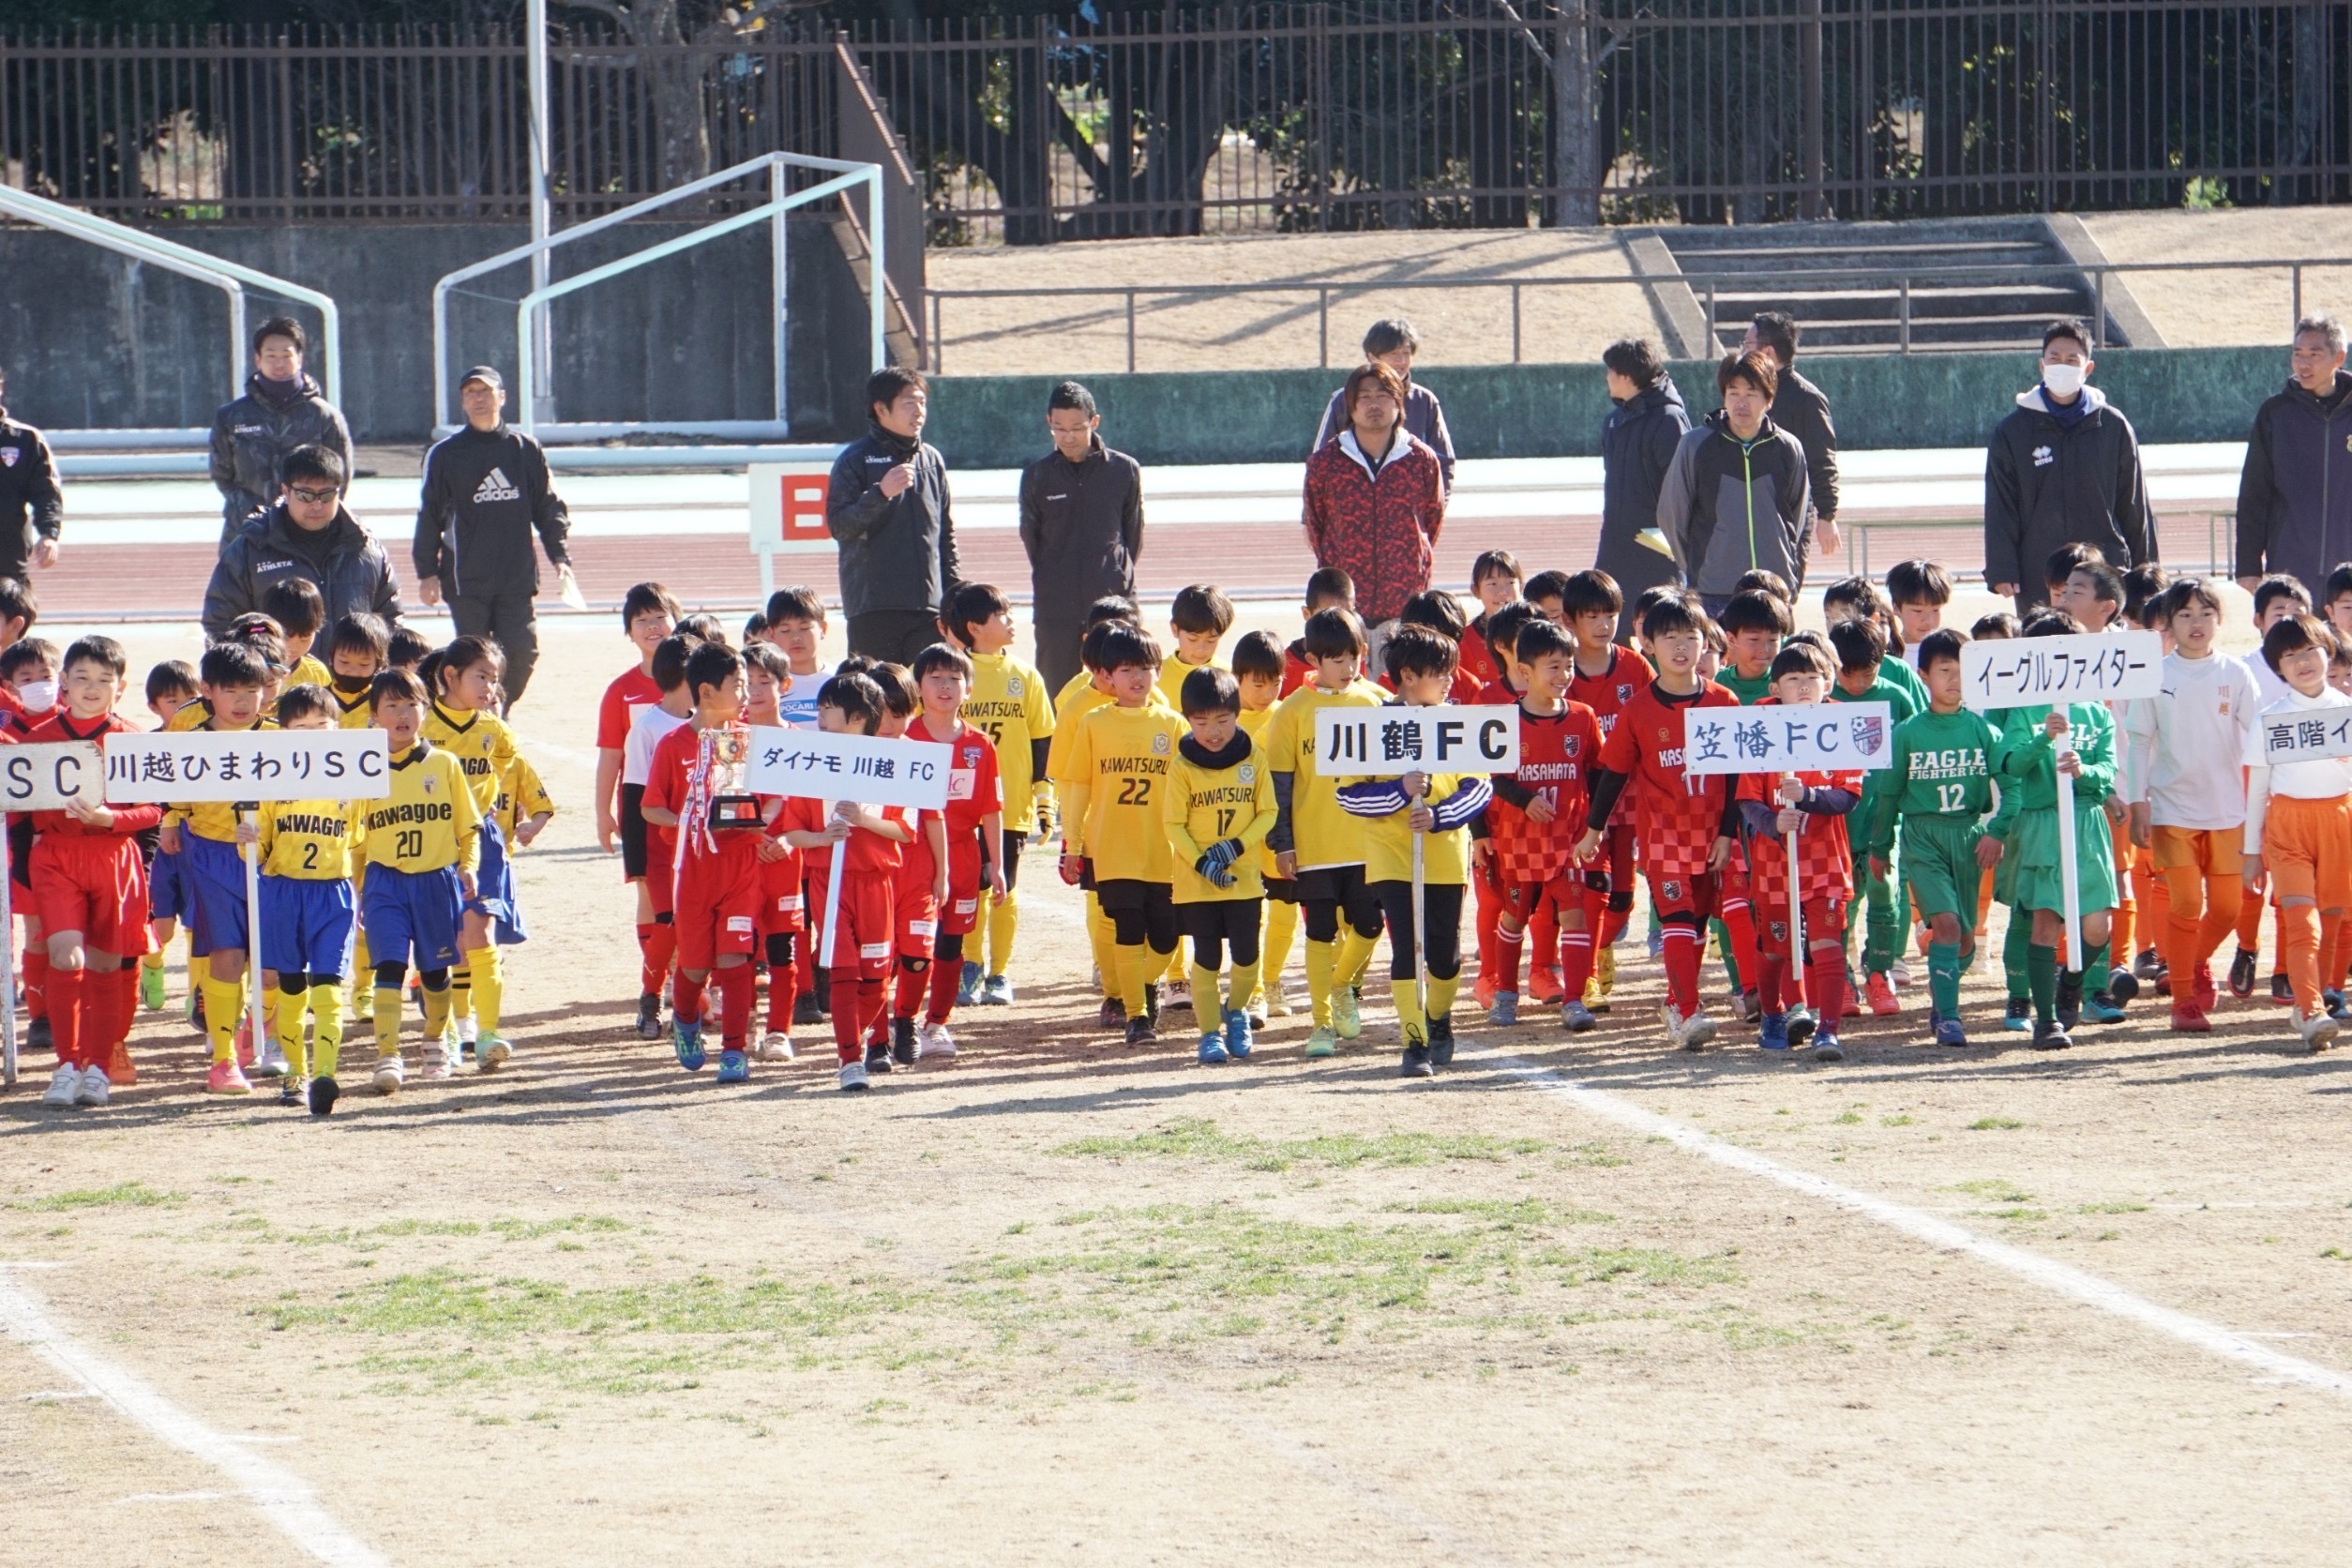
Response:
[1195,838,1244,888]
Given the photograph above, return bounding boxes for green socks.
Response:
[1928,941,1962,1018]
[2028,942,2058,1023]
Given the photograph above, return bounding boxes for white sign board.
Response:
[102,731,391,804]
[0,742,105,812]
[744,725,951,810]
[747,464,837,555]
[1313,705,1520,777]
[2251,704,2352,766]
[1962,630,2163,711]
[1682,701,1897,776]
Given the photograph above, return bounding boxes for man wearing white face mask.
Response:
[1984,317,2158,612]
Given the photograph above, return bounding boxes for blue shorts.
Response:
[261,875,356,979]
[361,863,464,973]
[181,832,251,958]
[148,844,188,923]
[466,819,515,927]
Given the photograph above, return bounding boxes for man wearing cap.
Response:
[415,365,577,707]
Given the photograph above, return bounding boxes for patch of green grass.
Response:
[1832,1111,1863,1125]
[2076,1201,2148,1215]
[1383,1198,1613,1227]
[1981,1207,2048,1223]
[1053,1117,1548,1172]
[1879,1115,1914,1128]
[16,1181,185,1212]
[1968,1117,2024,1132]
[1952,1179,2033,1203]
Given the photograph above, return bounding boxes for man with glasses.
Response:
[203,444,403,641]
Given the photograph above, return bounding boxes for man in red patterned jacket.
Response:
[1303,361,1445,676]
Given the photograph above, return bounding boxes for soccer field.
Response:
[6,612,2352,1567]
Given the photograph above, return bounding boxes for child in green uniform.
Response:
[1830,617,1920,1015]
[1998,611,2123,1048]
[1867,629,2005,1046]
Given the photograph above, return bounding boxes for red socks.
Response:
[1807,945,1847,1032]
[23,942,47,1023]
[1491,925,1525,995]
[672,970,707,1028]
[47,966,83,1067]
[766,953,798,1033]
[1661,924,1701,1015]
[830,972,887,1063]
[927,953,962,1024]
[893,961,926,1023]
[1560,927,1595,1001]
[714,963,754,1049]
[1721,895,1761,995]
[84,971,125,1069]
[638,922,676,998]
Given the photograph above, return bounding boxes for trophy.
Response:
[700,725,762,830]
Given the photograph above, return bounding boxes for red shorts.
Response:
[1501,870,1581,924]
[671,849,763,972]
[31,835,152,956]
[759,843,806,938]
[810,867,895,980]
[1646,866,1721,923]
[647,828,678,918]
[940,830,984,937]
[893,855,941,958]
[1746,832,1854,913]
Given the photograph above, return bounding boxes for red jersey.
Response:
[1597,678,1739,877]
[1459,620,1499,688]
[597,664,662,751]
[23,712,161,838]
[1572,646,1653,828]
[642,722,763,873]
[1487,701,1603,885]
[915,718,1003,837]
[776,795,911,877]
[1280,640,1315,697]
[1472,671,1526,708]
[1379,667,1485,705]
[1737,763,1864,905]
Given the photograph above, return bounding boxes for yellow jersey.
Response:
[495,752,556,839]
[360,741,482,875]
[1164,734,1276,903]
[285,654,334,693]
[1237,704,1286,881]
[423,702,520,817]
[328,680,378,730]
[963,651,1056,833]
[257,797,364,881]
[1335,770,1484,886]
[165,716,278,843]
[1062,701,1188,883]
[1262,679,1389,870]
[1155,655,1222,710]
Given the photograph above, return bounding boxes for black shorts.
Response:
[1094,878,1173,919]
[1001,827,1025,892]
[1181,897,1263,969]
[619,782,650,880]
[1078,855,1098,894]
[1262,875,1300,905]
[1294,863,1371,907]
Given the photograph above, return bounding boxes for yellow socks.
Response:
[450,959,474,1021]
[308,983,344,1078]
[986,886,1018,977]
[1261,900,1298,997]
[1305,939,1336,1028]
[1428,973,1459,1024]
[471,947,505,1036]
[202,974,246,1063]
[1336,928,1379,990]
[1086,893,1119,999]
[1189,964,1223,1021]
[373,988,403,1060]
[1115,944,1153,1016]
[1228,958,1261,1018]
[275,987,310,1078]
[1390,977,1427,1045]
[422,983,453,1047]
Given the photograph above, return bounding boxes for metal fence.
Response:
[2,3,2346,239]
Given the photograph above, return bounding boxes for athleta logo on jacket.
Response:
[473,466,521,504]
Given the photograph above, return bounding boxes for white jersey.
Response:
[2245,686,2352,852]
[2122,651,2259,830]
[624,703,692,788]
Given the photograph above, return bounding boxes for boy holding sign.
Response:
[2244,613,2352,1052]
[1335,626,1495,1078]
[28,636,159,1109]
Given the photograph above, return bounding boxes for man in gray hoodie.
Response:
[1656,351,1810,617]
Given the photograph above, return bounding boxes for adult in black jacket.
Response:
[203,445,402,641]
[208,316,352,548]
[2235,315,2352,594]
[1018,381,1144,693]
[1744,311,1842,579]
[1656,352,1812,617]
[1596,338,1691,641]
[0,369,63,582]
[1983,320,2157,611]
[415,366,574,707]
[827,366,960,665]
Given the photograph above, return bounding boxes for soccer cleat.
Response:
[2030,1018,2073,1050]
[957,960,983,1007]
[252,1033,286,1078]
[1098,997,1126,1030]
[1304,1025,1337,1059]
[891,1016,918,1068]
[1527,964,1564,1007]
[918,1021,958,1059]
[671,1017,706,1073]
[1473,971,1499,1012]
[1197,1029,1229,1065]
[1812,1029,1845,1063]
[1673,1005,1718,1052]
[140,963,166,1011]
[2056,971,2085,1031]
[637,994,665,1039]
[207,1059,253,1094]
[2329,989,2352,1025]
[865,1040,893,1075]
[2133,947,2165,982]
[1786,1007,1817,1048]
[309,1074,340,1116]
[1865,972,1900,1016]
[1758,1013,1790,1051]
[980,974,1015,1006]
[1124,1015,1158,1048]
[716,1048,750,1084]
[1734,988,1762,1025]
[757,1031,795,1063]
[40,1064,79,1108]
[2271,972,2296,1007]
[1246,998,1269,1029]
[1266,987,1294,1018]
[278,1073,302,1107]
[2192,963,2220,1014]
[2228,947,2259,998]
[793,992,828,1027]
[1892,958,1915,988]
[26,1016,51,1053]
[837,1060,870,1092]
[1486,990,1520,1028]
[2085,989,2127,1025]
[2105,968,2141,1006]
[1593,944,1618,1006]
[418,1040,452,1081]
[1561,1000,1598,1033]
[2002,996,2032,1033]
[1399,1035,1434,1078]
[1333,986,1364,1040]
[371,1055,404,1094]
[1163,979,1192,1013]
[1934,1016,1968,1048]
[478,1033,512,1072]
[106,1040,136,1087]
[1223,1008,1254,1061]
[1428,1014,1455,1067]
[2170,1001,2212,1033]
[2292,1011,2341,1054]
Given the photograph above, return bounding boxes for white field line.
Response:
[1494,1059,2352,1399]
[0,1267,388,1566]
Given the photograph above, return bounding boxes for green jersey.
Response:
[1866,706,2005,857]
[1877,653,1930,715]
[1996,701,2118,809]
[1718,665,1773,705]
[1832,673,1920,724]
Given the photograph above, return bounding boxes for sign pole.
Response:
[819,833,847,971]
[242,807,268,1063]
[2054,757,2085,975]
[1,812,15,1088]
[1785,773,1804,1006]
[1409,781,1426,1025]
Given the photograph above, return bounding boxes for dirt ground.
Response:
[7,607,2352,1567]
[2082,208,2352,350]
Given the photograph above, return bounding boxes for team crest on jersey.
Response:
[1152,732,1170,755]
[422,775,437,793]
[1239,763,1257,783]
[1662,879,1683,901]
[1563,736,1581,757]
[1617,683,1633,704]
[1850,715,1887,758]
[1006,675,1024,698]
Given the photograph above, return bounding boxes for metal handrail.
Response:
[924,254,2351,373]
[432,149,888,435]
[0,184,342,416]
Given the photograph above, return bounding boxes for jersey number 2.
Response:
[1116,777,1153,807]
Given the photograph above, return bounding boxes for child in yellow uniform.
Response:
[1337,626,1493,1077]
[240,684,365,1115]
[1151,585,1233,1003]
[1230,630,1295,1021]
[1048,610,1168,1024]
[943,582,1055,1006]
[1165,665,1276,1064]
[1059,623,1189,1047]
[260,578,334,692]
[422,635,525,1068]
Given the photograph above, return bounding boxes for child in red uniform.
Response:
[1281,567,1358,694]
[1736,641,1864,1062]
[778,672,917,1092]
[596,581,680,855]
[1467,600,1539,1010]
[27,636,158,1108]
[1475,618,1604,1032]
[1460,549,1521,688]
[1579,594,1741,1049]
[847,661,948,1071]
[743,643,804,1061]
[1563,568,1651,1015]
[640,642,770,1084]
[624,629,696,1040]
[908,642,1004,1060]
